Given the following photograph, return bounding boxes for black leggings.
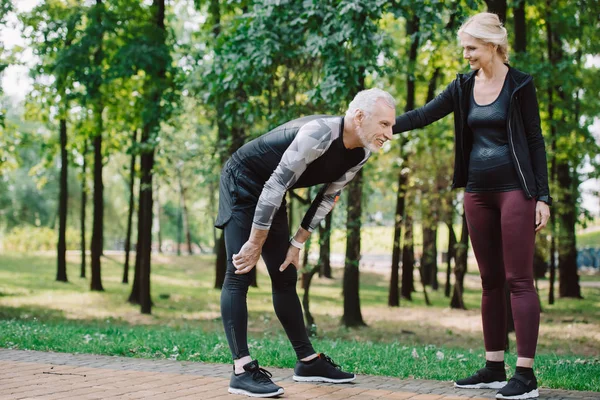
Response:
[220,208,316,361]
[464,190,539,359]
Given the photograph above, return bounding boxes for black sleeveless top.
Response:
[466,75,521,193]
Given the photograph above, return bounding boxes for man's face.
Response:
[355,99,396,152]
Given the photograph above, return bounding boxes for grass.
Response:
[579,229,600,248]
[0,251,599,391]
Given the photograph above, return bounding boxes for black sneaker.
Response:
[454,367,507,389]
[228,360,284,398]
[292,353,356,383]
[496,373,539,399]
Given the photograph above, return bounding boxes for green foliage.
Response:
[0,226,79,252]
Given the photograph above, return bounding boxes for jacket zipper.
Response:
[508,117,532,198]
[508,75,533,198]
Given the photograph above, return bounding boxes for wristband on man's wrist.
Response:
[289,237,305,250]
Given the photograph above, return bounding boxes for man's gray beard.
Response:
[357,126,378,152]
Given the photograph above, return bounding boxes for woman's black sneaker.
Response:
[496,373,539,399]
[228,360,284,398]
[454,367,507,389]
[292,353,356,383]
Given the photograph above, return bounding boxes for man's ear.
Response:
[354,109,365,126]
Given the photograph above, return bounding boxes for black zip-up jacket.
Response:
[393,66,552,205]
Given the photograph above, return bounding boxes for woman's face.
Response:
[459,33,495,70]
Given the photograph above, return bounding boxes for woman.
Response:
[393,12,551,400]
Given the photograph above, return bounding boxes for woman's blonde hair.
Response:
[458,12,509,63]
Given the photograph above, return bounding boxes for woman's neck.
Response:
[478,60,508,82]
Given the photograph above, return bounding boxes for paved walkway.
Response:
[0,350,597,400]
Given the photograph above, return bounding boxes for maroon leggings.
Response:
[464,190,539,359]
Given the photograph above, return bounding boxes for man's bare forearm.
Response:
[248,227,270,247]
[292,227,311,244]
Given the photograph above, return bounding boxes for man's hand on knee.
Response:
[279,246,300,272]
[233,240,262,274]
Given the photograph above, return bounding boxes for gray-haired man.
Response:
[215,88,396,398]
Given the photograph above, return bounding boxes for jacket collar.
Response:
[458,64,532,92]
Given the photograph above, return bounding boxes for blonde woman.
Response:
[393,12,551,400]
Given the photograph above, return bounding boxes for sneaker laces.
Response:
[250,367,274,384]
[319,354,340,369]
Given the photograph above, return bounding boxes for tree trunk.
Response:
[138,0,167,315]
[401,203,415,300]
[155,178,163,253]
[549,211,557,304]
[56,117,68,283]
[318,213,332,278]
[484,0,507,23]
[513,0,526,54]
[128,182,144,304]
[90,0,105,292]
[445,217,457,298]
[418,257,432,306]
[557,163,582,298]
[342,169,366,327]
[123,130,137,284]
[181,179,193,256]
[177,189,182,256]
[210,0,229,289]
[80,139,88,279]
[545,0,557,304]
[138,143,154,313]
[544,0,581,299]
[90,123,104,291]
[302,265,320,337]
[421,219,438,289]
[451,211,469,309]
[389,158,408,307]
[393,14,420,304]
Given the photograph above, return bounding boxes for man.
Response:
[215,88,396,398]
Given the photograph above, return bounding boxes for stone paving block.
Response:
[384,392,421,399]
[407,394,446,400]
[0,350,598,400]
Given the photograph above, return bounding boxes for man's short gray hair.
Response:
[345,88,396,119]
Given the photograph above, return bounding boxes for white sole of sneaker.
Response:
[292,375,356,383]
[228,387,284,398]
[495,388,539,399]
[454,380,507,389]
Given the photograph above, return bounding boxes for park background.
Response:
[1,0,599,393]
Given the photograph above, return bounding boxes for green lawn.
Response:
[578,229,600,248]
[0,252,599,391]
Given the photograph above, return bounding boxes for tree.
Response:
[79,139,88,278]
[450,210,469,309]
[343,169,366,327]
[20,0,84,284]
[123,130,137,284]
[389,10,420,307]
[89,0,106,292]
[317,214,333,279]
[137,0,171,314]
[536,0,600,299]
[125,0,177,313]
